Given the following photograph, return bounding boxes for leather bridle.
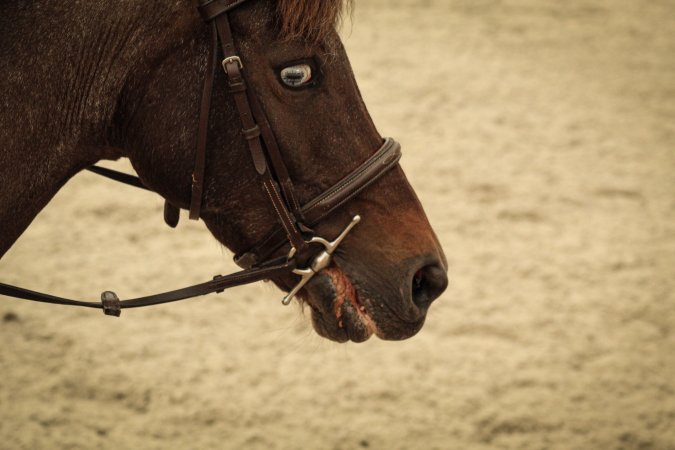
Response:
[0,0,402,316]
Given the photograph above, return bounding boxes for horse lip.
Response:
[339,300,375,342]
[302,265,377,342]
[301,264,429,342]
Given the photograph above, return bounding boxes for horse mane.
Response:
[275,0,352,43]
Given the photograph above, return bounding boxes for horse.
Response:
[0,0,448,343]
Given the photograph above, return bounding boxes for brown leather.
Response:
[163,201,180,228]
[198,0,248,22]
[245,85,303,219]
[0,257,296,316]
[86,165,151,191]
[234,138,402,268]
[302,138,401,224]
[189,21,219,220]
[212,12,308,253]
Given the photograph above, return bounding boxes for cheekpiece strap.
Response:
[198,0,249,22]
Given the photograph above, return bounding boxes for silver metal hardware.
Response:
[222,56,244,73]
[281,215,361,305]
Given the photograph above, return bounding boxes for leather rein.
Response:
[0,0,402,316]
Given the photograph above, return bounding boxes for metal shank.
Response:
[281,215,361,305]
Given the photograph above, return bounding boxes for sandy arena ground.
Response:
[1,0,674,448]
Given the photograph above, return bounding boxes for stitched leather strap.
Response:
[86,166,150,191]
[198,0,249,22]
[234,138,402,268]
[245,84,303,220]
[303,138,401,224]
[189,21,219,220]
[212,12,308,253]
[0,258,295,316]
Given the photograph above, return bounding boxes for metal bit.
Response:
[282,215,361,305]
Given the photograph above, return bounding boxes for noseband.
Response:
[0,0,402,316]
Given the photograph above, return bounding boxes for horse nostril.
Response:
[411,264,448,309]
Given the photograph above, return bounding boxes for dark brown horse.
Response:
[0,0,447,342]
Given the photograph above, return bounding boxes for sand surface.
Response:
[1,0,674,448]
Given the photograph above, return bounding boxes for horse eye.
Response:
[280,64,313,88]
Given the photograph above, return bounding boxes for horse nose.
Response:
[411,262,448,309]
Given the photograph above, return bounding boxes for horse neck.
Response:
[0,1,198,257]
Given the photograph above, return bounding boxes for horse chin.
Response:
[299,266,377,343]
[302,265,421,342]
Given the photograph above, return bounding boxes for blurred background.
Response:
[1,0,674,448]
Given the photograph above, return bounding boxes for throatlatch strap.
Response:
[86,166,149,191]
[86,166,180,229]
[189,21,219,220]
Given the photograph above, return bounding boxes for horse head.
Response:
[92,0,449,341]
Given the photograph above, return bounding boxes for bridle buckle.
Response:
[222,56,244,73]
[281,215,361,305]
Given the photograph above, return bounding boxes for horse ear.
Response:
[164,201,181,228]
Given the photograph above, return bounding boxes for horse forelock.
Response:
[275,0,352,43]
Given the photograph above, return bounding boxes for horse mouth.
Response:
[302,266,378,343]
